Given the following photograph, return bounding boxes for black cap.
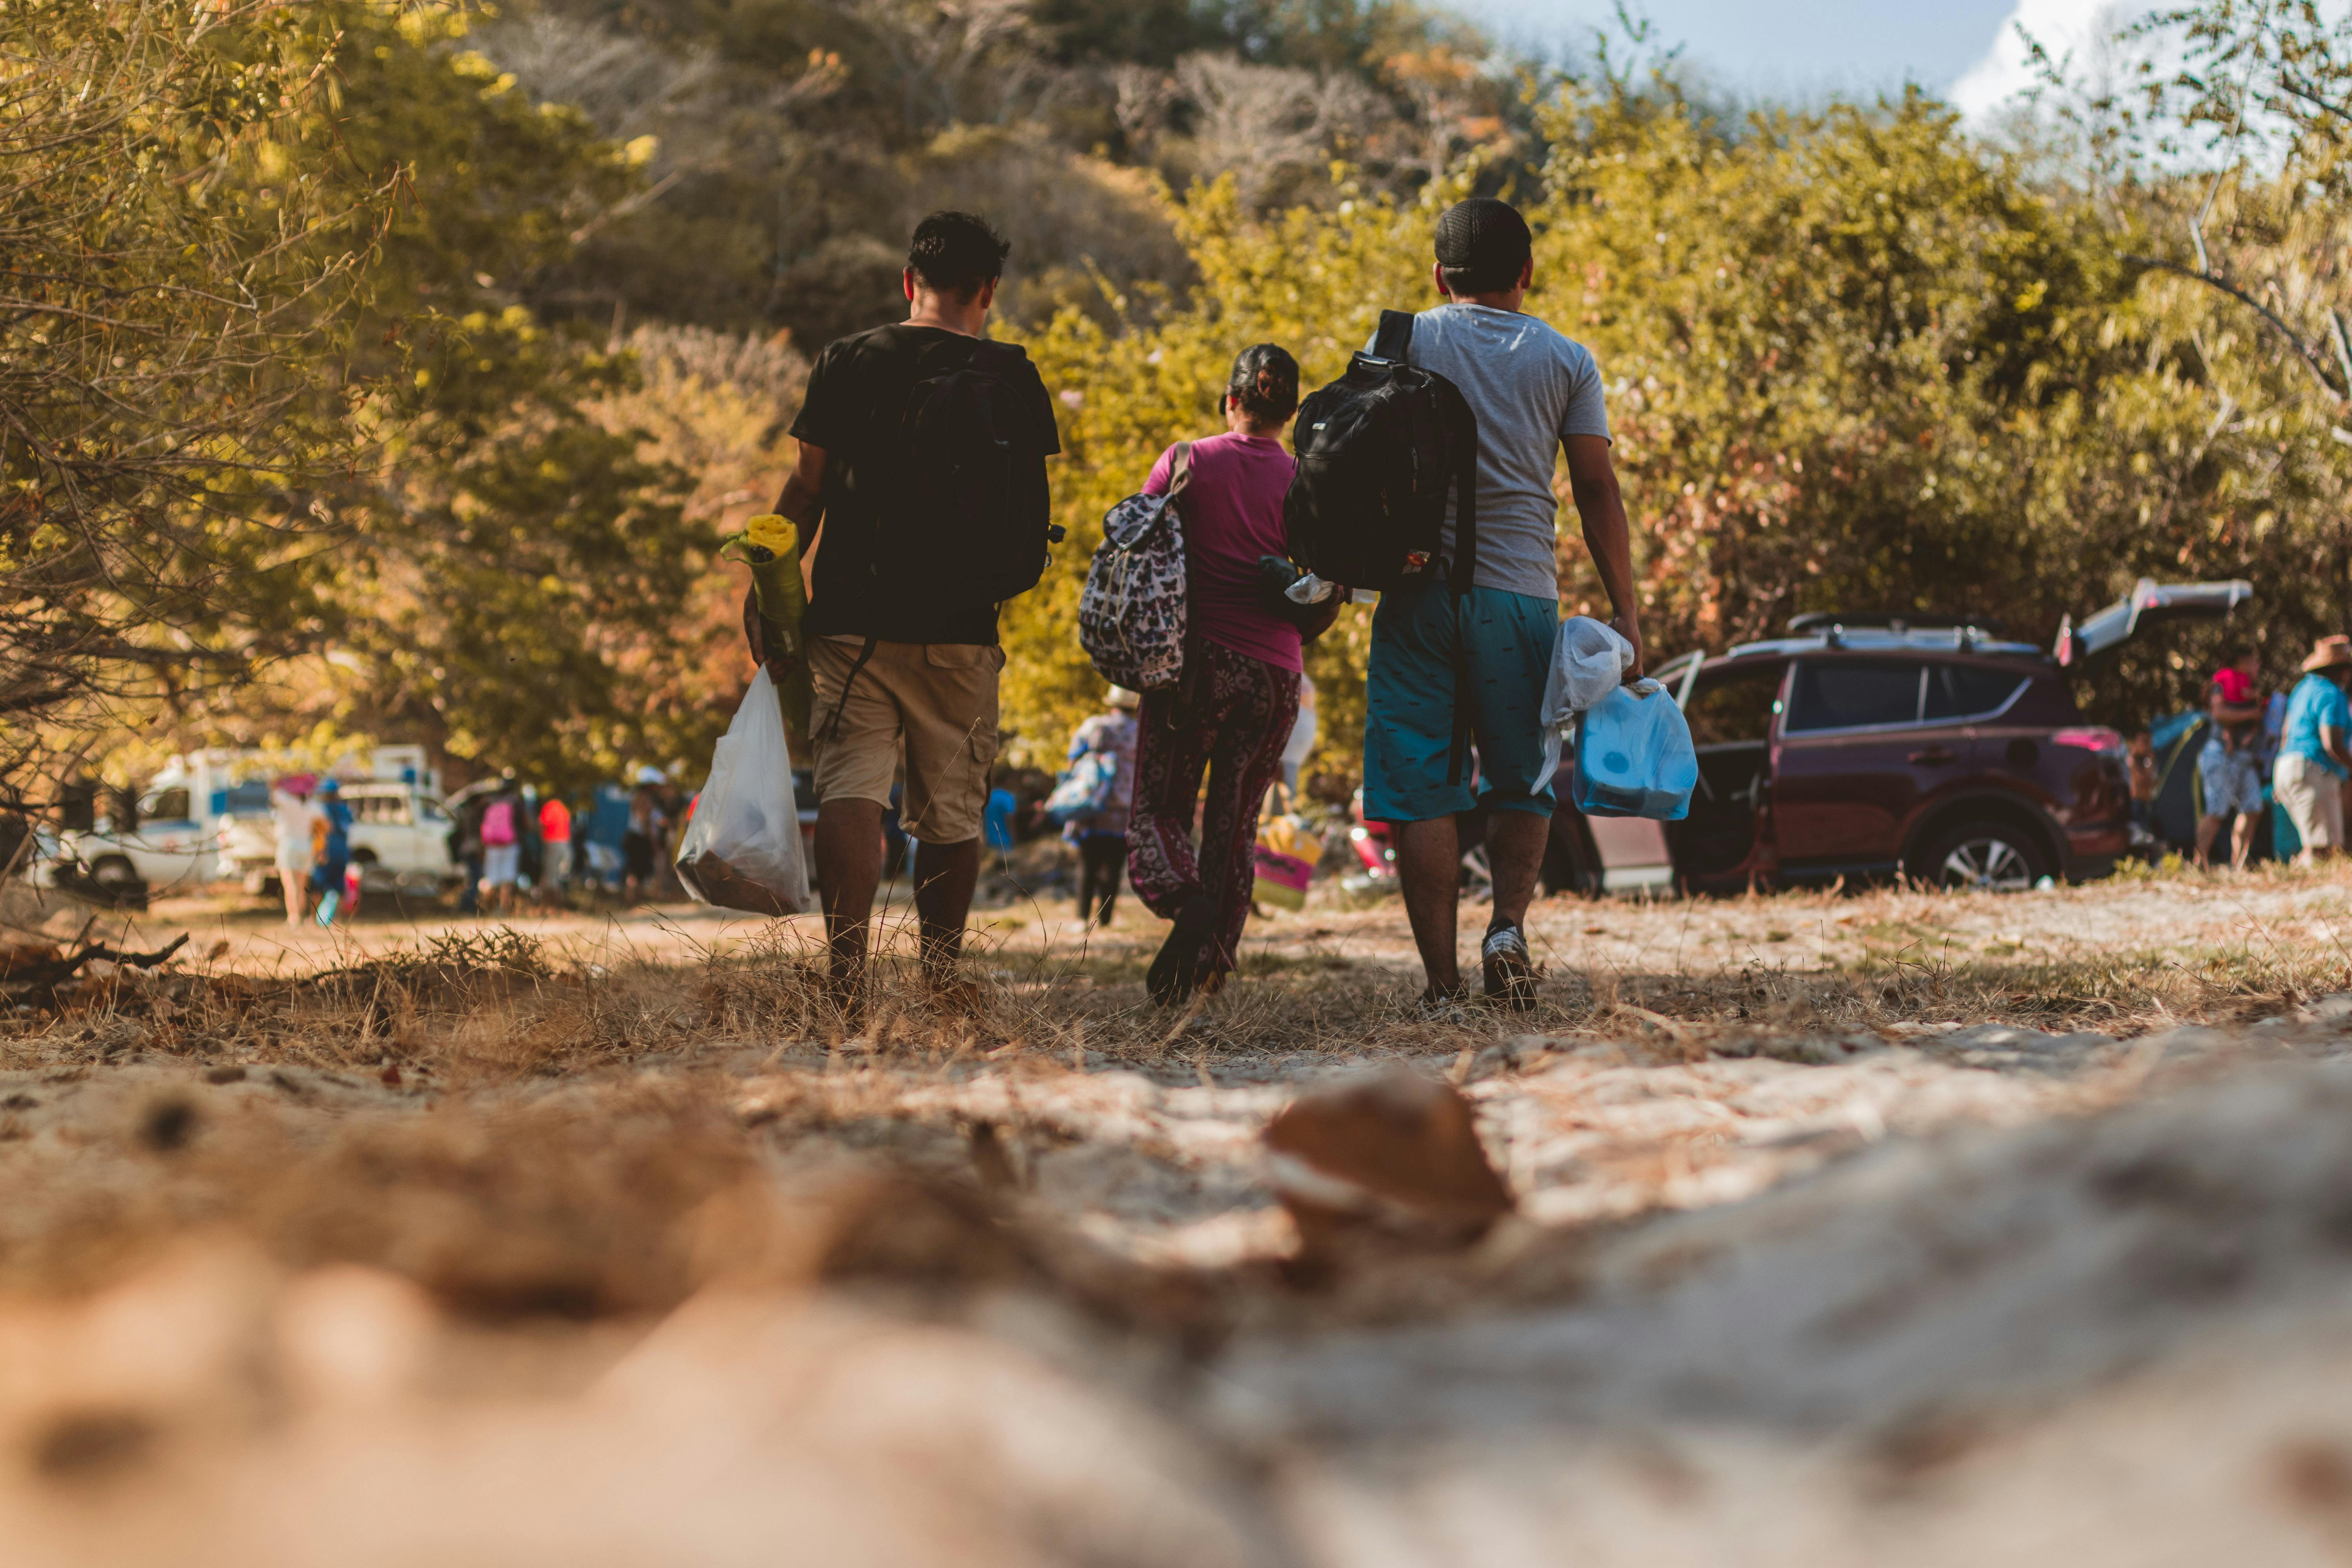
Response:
[1434,197,1532,291]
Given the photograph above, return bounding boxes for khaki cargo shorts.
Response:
[808,637,1002,845]
[2275,750,2347,852]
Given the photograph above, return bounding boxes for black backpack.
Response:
[1284,310,1478,596]
[1284,309,1483,779]
[818,338,1059,740]
[884,338,1056,606]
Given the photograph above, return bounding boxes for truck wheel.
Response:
[1913,819,2051,893]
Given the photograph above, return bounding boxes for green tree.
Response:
[142,2,731,791]
[0,0,391,788]
[1004,87,2161,770]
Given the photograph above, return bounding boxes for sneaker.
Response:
[1415,986,1472,1025]
[1481,922,1538,1012]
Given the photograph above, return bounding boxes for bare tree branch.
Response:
[2130,254,2349,403]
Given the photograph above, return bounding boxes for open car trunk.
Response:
[2055,578,2254,667]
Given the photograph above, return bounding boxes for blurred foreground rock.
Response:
[1264,1069,1513,1273]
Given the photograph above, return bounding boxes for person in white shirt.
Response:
[1278,671,1318,809]
[270,782,318,928]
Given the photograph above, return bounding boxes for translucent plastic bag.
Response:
[675,666,811,916]
[1534,615,1637,795]
[1573,679,1699,820]
[1543,615,1636,725]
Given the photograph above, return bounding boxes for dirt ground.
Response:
[8,862,2352,1564]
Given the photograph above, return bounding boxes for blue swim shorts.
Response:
[1363,570,1559,823]
[2198,737,2265,818]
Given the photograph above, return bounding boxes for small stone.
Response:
[1265,1068,1513,1270]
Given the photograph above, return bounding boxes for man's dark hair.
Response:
[1226,343,1300,424]
[1434,196,1533,296]
[908,211,1011,299]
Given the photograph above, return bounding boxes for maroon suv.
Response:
[1555,580,2251,894]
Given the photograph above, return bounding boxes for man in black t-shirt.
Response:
[759,211,1059,1017]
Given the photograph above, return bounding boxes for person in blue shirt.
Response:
[585,782,633,891]
[2274,636,2352,865]
[982,779,1017,868]
[309,778,354,925]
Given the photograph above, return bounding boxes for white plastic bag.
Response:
[1285,572,1338,605]
[674,666,811,916]
[1533,615,1637,793]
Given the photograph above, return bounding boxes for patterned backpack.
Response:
[1078,442,1191,691]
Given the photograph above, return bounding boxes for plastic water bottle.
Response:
[1573,680,1700,820]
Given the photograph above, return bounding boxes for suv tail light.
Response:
[2051,726,2125,756]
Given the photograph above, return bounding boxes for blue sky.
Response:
[1453,0,2142,117]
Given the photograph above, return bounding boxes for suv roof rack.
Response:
[1786,611,2007,636]
[1725,624,2042,659]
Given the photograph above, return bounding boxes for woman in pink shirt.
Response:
[1130,344,1338,1004]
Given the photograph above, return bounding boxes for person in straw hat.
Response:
[2274,635,2352,864]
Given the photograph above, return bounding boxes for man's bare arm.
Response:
[2210,691,2261,748]
[1563,434,1643,678]
[774,440,828,528]
[2325,722,2352,773]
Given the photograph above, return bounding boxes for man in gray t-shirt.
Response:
[1390,305,1613,599]
[1360,196,1643,1017]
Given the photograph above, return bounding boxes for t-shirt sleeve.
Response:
[1559,342,1611,443]
[1142,443,1179,497]
[2327,682,2352,730]
[1027,365,1063,457]
[787,341,850,451]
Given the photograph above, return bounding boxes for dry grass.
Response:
[12,862,2352,1083]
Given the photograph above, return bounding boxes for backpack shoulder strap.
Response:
[1445,385,1478,596]
[967,338,1027,379]
[1371,309,1415,363]
[1443,384,1480,787]
[817,634,881,742]
[1165,440,1194,501]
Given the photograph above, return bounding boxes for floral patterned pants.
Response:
[1127,641,1301,976]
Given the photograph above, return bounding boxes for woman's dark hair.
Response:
[907,210,1011,298]
[1225,343,1300,425]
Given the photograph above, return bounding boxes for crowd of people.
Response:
[265,767,690,927]
[2165,634,2352,871]
[750,200,1642,1022]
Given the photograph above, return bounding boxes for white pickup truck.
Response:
[216,782,459,896]
[40,781,262,897]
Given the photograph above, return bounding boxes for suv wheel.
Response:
[89,855,139,888]
[1915,819,2051,893]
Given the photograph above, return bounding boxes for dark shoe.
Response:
[1147,895,1216,1007]
[1480,922,1538,1012]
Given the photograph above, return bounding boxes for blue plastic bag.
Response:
[1573,679,1699,820]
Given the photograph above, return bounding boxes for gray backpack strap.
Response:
[1164,440,1194,502]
